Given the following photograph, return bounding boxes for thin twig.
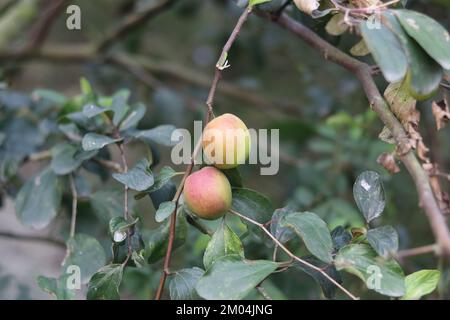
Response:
[154,6,253,300]
[96,0,178,52]
[0,231,65,248]
[21,0,67,52]
[396,244,438,259]
[256,285,273,300]
[229,208,358,300]
[68,174,78,238]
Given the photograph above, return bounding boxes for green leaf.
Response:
[51,143,97,175]
[353,171,385,223]
[330,226,352,252]
[58,123,82,142]
[32,89,67,105]
[81,133,122,151]
[61,234,107,284]
[383,12,442,99]
[169,267,204,300]
[15,168,62,229]
[335,244,406,297]
[109,217,139,243]
[135,166,177,198]
[294,256,342,299]
[82,104,107,118]
[196,255,277,300]
[270,206,296,243]
[203,220,244,270]
[279,211,333,263]
[360,19,408,82]
[249,0,271,6]
[119,103,146,131]
[220,167,243,188]
[131,125,178,146]
[110,89,130,126]
[144,210,187,263]
[231,188,273,238]
[112,158,154,191]
[395,9,450,70]
[401,270,441,300]
[37,275,75,300]
[155,201,176,223]
[367,226,399,258]
[80,78,94,97]
[87,264,123,300]
[90,188,126,224]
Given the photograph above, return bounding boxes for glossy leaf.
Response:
[131,125,178,146]
[112,158,154,191]
[335,244,405,297]
[119,103,146,131]
[196,255,277,300]
[270,207,296,243]
[353,171,385,223]
[295,256,342,299]
[383,12,442,99]
[169,267,204,300]
[15,168,62,229]
[155,201,176,223]
[367,225,399,258]
[87,264,123,300]
[51,143,97,175]
[231,188,273,238]
[203,220,244,270]
[109,217,139,243]
[82,133,122,151]
[395,9,450,69]
[360,19,408,82]
[82,104,107,118]
[144,211,187,263]
[279,211,333,263]
[330,226,352,252]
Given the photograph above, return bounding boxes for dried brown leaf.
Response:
[377,152,400,174]
[431,100,450,131]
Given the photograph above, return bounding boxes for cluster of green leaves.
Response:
[358,9,449,100]
[167,171,440,300]
[0,79,182,299]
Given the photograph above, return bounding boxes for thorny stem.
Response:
[68,174,78,238]
[229,209,359,300]
[154,6,253,300]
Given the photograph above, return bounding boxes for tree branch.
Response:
[396,244,438,259]
[96,0,178,52]
[154,6,253,300]
[68,173,78,238]
[21,0,67,52]
[0,231,65,248]
[259,11,450,261]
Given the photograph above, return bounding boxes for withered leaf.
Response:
[431,100,450,131]
[377,152,400,174]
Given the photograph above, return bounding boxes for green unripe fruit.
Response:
[183,167,232,220]
[202,113,251,169]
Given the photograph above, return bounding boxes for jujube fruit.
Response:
[183,166,232,220]
[202,113,250,169]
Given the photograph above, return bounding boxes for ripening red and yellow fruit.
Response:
[202,113,250,169]
[183,166,232,220]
